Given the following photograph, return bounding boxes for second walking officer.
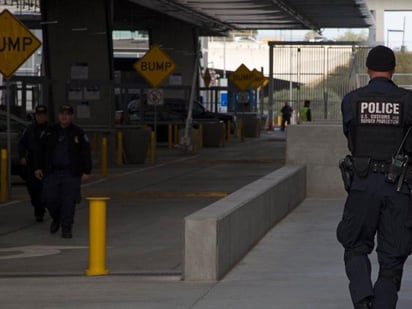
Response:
[18,105,49,222]
[35,104,92,238]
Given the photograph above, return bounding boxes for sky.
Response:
[257,10,412,51]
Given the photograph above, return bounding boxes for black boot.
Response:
[61,226,72,239]
[355,297,373,309]
[49,220,60,234]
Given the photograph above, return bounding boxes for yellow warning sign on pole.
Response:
[133,45,176,88]
[229,64,254,91]
[0,10,42,79]
[250,69,266,89]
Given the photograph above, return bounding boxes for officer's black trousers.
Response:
[42,170,81,229]
[26,170,45,218]
[336,173,412,309]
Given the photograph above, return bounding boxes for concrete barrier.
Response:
[184,165,306,281]
[285,122,348,198]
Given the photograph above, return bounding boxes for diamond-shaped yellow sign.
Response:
[134,45,176,88]
[250,69,266,89]
[229,64,254,91]
[0,10,41,79]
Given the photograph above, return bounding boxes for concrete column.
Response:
[41,0,113,125]
[150,19,198,98]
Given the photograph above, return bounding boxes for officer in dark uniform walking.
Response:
[280,101,293,131]
[18,105,49,222]
[35,104,92,238]
[337,45,412,309]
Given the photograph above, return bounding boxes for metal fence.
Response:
[268,42,371,121]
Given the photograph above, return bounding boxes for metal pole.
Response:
[268,43,274,130]
[0,149,8,202]
[150,131,156,164]
[116,131,123,166]
[6,79,11,193]
[402,16,406,49]
[101,136,107,177]
[182,45,200,149]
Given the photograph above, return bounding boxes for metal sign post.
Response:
[6,79,11,192]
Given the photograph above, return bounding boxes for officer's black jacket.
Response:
[18,121,48,168]
[341,77,412,155]
[35,122,92,176]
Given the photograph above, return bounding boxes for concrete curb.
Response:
[184,165,306,281]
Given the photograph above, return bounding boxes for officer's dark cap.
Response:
[366,45,396,72]
[35,105,47,114]
[59,104,74,114]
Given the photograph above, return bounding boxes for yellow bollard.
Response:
[277,115,282,127]
[116,131,123,166]
[101,137,108,177]
[173,124,179,145]
[150,131,156,164]
[0,149,7,202]
[238,119,245,142]
[85,197,110,276]
[168,123,173,149]
[220,123,225,147]
[199,123,203,148]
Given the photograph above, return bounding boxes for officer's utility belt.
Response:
[353,156,412,188]
[352,157,390,177]
[352,157,390,176]
[52,165,70,171]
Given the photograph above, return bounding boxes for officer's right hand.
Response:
[81,174,91,182]
[34,169,43,180]
[20,158,27,166]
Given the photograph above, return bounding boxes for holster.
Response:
[339,155,354,192]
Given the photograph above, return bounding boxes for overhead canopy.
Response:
[130,0,375,35]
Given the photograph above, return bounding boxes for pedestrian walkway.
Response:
[0,130,411,308]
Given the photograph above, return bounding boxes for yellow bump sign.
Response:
[0,9,41,79]
[229,63,254,91]
[250,69,265,89]
[134,44,176,88]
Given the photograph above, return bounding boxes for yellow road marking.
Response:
[83,191,228,199]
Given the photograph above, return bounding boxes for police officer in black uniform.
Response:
[337,45,412,308]
[18,105,49,222]
[35,104,92,238]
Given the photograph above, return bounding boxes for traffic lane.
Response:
[0,134,285,275]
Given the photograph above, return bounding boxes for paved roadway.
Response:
[0,130,411,308]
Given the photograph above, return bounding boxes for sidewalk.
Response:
[1,198,411,308]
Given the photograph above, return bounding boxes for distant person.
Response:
[299,100,312,122]
[280,101,293,131]
[18,105,49,222]
[127,95,142,123]
[337,45,412,309]
[35,104,92,238]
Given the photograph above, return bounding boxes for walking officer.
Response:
[35,104,92,238]
[337,45,412,308]
[18,105,49,222]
